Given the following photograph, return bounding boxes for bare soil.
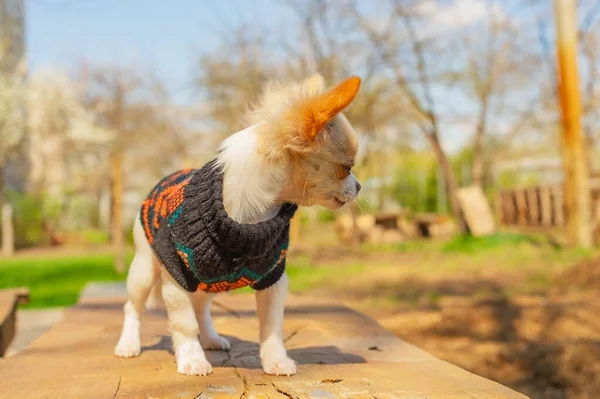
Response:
[378,293,600,399]
[313,255,600,399]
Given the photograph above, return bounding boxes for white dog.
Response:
[114,74,362,377]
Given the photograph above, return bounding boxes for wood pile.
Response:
[335,211,457,245]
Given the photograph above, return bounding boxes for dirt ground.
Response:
[10,230,600,398]
[321,255,600,399]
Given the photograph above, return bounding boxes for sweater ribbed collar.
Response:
[179,160,298,259]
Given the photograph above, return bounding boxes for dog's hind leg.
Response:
[145,278,164,311]
[162,270,213,376]
[256,273,297,376]
[114,216,159,358]
[192,291,231,351]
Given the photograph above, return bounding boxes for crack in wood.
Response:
[234,369,250,399]
[112,376,121,399]
[222,347,233,367]
[271,382,298,399]
[283,328,302,344]
[213,300,241,318]
[320,378,343,384]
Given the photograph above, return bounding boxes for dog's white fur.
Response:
[115,75,361,377]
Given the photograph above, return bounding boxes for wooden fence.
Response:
[496,185,600,228]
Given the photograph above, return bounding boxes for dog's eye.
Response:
[338,164,352,179]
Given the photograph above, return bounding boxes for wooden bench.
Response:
[0,287,30,357]
[0,283,528,398]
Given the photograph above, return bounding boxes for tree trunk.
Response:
[0,164,4,212]
[89,188,102,230]
[1,203,14,257]
[554,0,593,248]
[426,135,467,233]
[0,165,14,257]
[471,108,487,187]
[110,152,126,273]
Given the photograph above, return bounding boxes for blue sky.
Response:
[25,0,468,152]
[26,0,296,103]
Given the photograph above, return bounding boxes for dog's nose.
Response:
[355,181,362,194]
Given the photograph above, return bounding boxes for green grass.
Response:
[1,231,595,309]
[231,255,367,295]
[0,254,130,308]
[0,251,368,308]
[79,230,111,245]
[442,233,539,253]
[286,258,366,292]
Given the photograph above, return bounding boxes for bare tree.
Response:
[455,10,541,187]
[347,0,468,230]
[25,68,113,242]
[79,64,183,273]
[580,20,600,173]
[195,27,275,144]
[0,70,25,256]
[535,0,600,174]
[0,71,25,205]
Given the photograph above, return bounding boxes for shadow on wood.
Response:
[0,283,529,398]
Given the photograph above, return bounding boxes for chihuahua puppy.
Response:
[114,74,362,377]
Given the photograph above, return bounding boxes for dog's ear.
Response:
[299,76,361,144]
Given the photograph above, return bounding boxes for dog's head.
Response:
[247,74,362,209]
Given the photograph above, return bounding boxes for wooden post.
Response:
[1,204,14,257]
[515,189,528,226]
[506,191,517,225]
[553,0,593,247]
[526,188,540,226]
[540,186,553,227]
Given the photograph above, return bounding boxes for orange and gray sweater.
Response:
[139,160,297,293]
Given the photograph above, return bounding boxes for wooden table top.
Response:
[0,285,528,398]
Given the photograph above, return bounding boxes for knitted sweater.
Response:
[140,160,298,293]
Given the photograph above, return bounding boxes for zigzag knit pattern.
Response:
[140,160,298,293]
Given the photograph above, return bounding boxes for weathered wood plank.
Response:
[515,189,528,226]
[0,287,528,398]
[456,185,497,236]
[526,188,540,226]
[503,191,517,226]
[540,186,553,227]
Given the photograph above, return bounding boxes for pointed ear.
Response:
[301,76,361,143]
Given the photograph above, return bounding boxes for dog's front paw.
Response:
[262,356,297,376]
[114,336,141,358]
[200,334,231,351]
[177,356,213,376]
